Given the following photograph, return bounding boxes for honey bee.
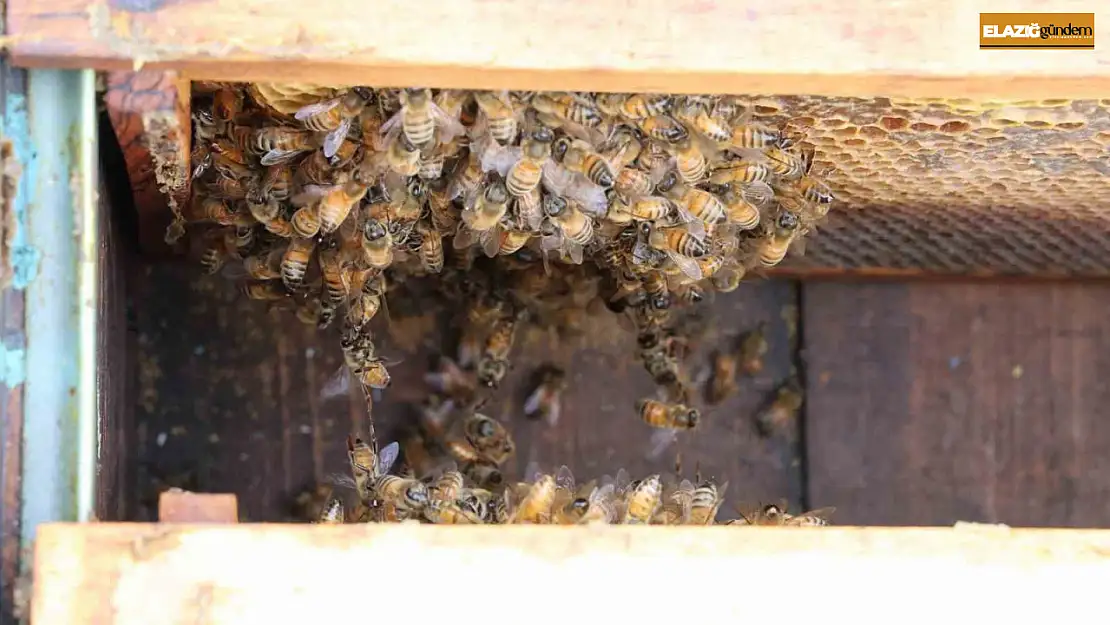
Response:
[637,398,700,430]
[540,195,594,265]
[255,127,318,166]
[416,219,444,273]
[707,348,739,405]
[380,87,466,148]
[347,435,400,505]
[295,181,368,235]
[758,209,801,267]
[552,137,616,188]
[729,123,783,150]
[212,86,244,124]
[491,228,532,257]
[708,160,771,186]
[738,324,769,375]
[476,311,524,389]
[523,365,567,426]
[448,149,484,202]
[609,93,672,120]
[238,247,284,281]
[361,218,395,269]
[656,479,694,525]
[418,142,447,180]
[764,145,813,181]
[260,163,294,202]
[346,272,387,329]
[720,185,761,230]
[318,246,348,306]
[504,126,554,200]
[461,413,515,465]
[757,378,803,437]
[734,502,835,527]
[423,496,485,525]
[296,295,336,329]
[640,222,706,281]
[531,93,604,130]
[290,205,321,238]
[373,474,431,515]
[797,175,835,207]
[613,167,656,200]
[384,131,422,176]
[206,175,250,201]
[186,196,238,225]
[240,281,288,301]
[295,87,374,158]
[423,354,477,406]
[674,99,732,144]
[658,171,724,228]
[345,338,393,391]
[672,137,708,184]
[622,474,662,524]
[473,91,519,145]
[687,479,728,525]
[459,178,510,234]
[461,460,504,490]
[640,115,688,143]
[281,237,316,292]
[601,128,643,171]
[317,498,345,524]
[429,467,466,506]
[507,472,557,524]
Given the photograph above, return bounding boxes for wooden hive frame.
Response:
[12,0,1110,277]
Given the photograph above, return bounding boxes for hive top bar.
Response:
[9,0,1110,99]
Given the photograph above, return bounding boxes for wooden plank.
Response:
[157,490,238,523]
[803,282,1110,527]
[131,260,803,521]
[9,0,1110,99]
[103,70,190,257]
[30,523,1110,625]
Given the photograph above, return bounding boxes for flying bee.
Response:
[552,137,616,188]
[637,398,700,430]
[254,127,318,166]
[764,145,813,181]
[415,219,444,273]
[295,87,374,158]
[361,218,394,269]
[347,436,401,505]
[706,348,739,405]
[540,195,594,265]
[674,99,732,144]
[622,474,662,524]
[738,324,769,375]
[730,123,783,150]
[507,472,557,524]
[758,209,801,267]
[523,365,567,426]
[531,92,604,130]
[473,90,519,144]
[281,237,315,292]
[657,170,724,229]
[476,311,524,389]
[373,474,431,515]
[720,185,761,230]
[240,281,288,301]
[687,479,728,525]
[640,115,688,143]
[757,378,803,437]
[380,87,466,148]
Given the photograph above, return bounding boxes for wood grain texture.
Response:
[10,0,1110,98]
[104,70,190,256]
[803,282,1110,527]
[157,491,238,523]
[129,259,802,521]
[29,523,1110,625]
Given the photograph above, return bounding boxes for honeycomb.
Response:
[752,96,1110,276]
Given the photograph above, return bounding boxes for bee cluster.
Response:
[184,83,835,462]
[318,431,833,526]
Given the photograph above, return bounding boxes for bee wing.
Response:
[613,468,631,495]
[323,118,354,159]
[647,429,679,461]
[295,98,341,120]
[478,142,520,178]
[565,179,608,218]
[379,108,404,139]
[480,226,502,258]
[524,461,544,484]
[540,230,564,253]
[453,223,480,250]
[320,366,352,402]
[666,250,704,282]
[555,465,575,491]
[260,149,303,166]
[291,184,331,207]
[522,382,546,418]
[544,393,562,427]
[377,441,400,475]
[799,506,836,521]
[541,161,575,196]
[325,473,358,490]
[741,180,775,208]
[430,102,467,143]
[567,242,584,265]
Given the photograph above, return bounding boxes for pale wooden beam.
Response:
[29,523,1110,625]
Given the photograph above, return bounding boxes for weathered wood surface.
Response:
[10,0,1110,99]
[129,260,801,522]
[104,70,190,256]
[157,490,238,523]
[30,523,1110,625]
[802,282,1110,527]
